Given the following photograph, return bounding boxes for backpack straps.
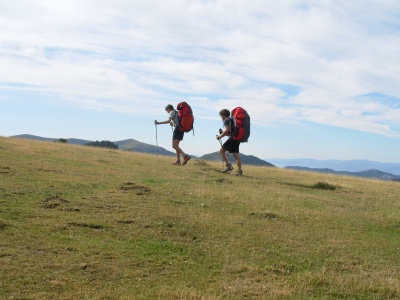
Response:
[228,117,234,136]
[172,110,179,127]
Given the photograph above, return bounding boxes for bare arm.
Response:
[217,125,230,140]
[154,117,173,125]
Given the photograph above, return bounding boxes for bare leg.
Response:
[172,139,185,161]
[233,152,241,170]
[219,147,229,164]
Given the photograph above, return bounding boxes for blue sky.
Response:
[1,0,400,163]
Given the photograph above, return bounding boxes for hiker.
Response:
[154,104,191,166]
[216,109,243,176]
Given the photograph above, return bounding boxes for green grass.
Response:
[0,136,399,299]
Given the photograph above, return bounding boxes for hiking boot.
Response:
[182,154,191,165]
[231,169,243,176]
[221,163,233,173]
[172,161,181,166]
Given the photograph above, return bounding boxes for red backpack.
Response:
[231,107,250,142]
[176,102,194,133]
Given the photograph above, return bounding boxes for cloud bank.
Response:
[1,0,400,137]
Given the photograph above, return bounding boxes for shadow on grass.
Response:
[278,181,337,190]
[119,182,151,195]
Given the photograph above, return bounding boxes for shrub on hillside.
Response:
[84,140,118,149]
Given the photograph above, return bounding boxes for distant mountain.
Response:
[200,152,275,167]
[268,158,400,175]
[11,135,176,156]
[285,166,400,181]
[12,134,59,142]
[115,139,175,156]
[11,134,91,145]
[10,134,273,166]
[65,138,92,145]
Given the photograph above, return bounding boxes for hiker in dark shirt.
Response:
[216,109,242,176]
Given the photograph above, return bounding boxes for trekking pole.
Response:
[155,121,159,163]
[217,132,231,168]
[217,135,224,169]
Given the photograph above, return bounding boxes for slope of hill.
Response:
[115,139,175,156]
[11,135,175,155]
[200,152,275,167]
[1,136,399,299]
[11,134,273,163]
[269,158,400,175]
[11,134,59,142]
[11,134,91,145]
[65,138,92,145]
[285,166,400,181]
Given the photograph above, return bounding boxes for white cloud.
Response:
[1,0,400,137]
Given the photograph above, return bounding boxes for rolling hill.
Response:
[11,134,175,156]
[11,134,91,145]
[114,139,175,156]
[200,152,275,167]
[1,135,399,299]
[10,135,274,166]
[285,166,400,181]
[269,158,400,175]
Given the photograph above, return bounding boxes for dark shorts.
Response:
[222,138,240,153]
[172,127,184,141]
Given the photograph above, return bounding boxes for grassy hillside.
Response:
[200,152,275,167]
[115,139,175,156]
[0,136,399,299]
